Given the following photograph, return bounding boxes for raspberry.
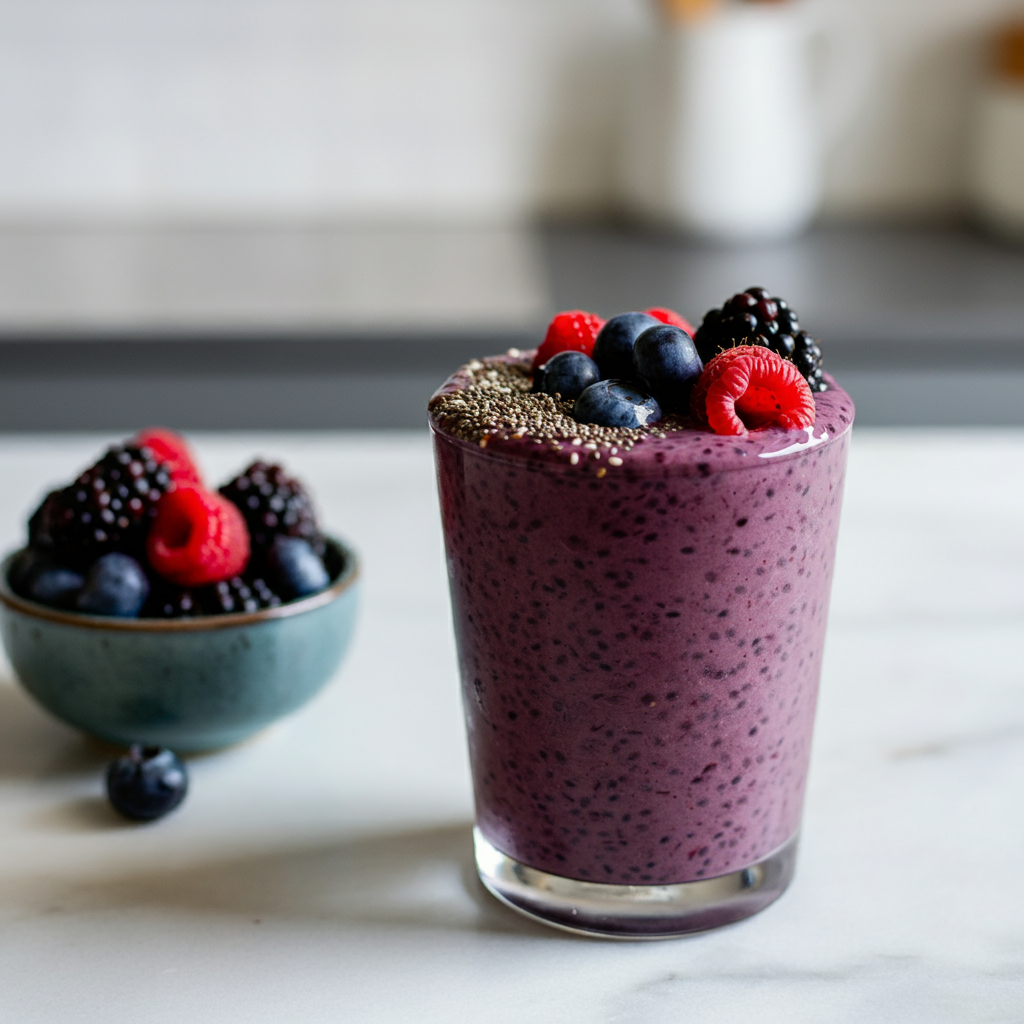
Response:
[532,311,605,370]
[689,346,815,436]
[135,428,203,486]
[147,487,250,586]
[646,307,695,337]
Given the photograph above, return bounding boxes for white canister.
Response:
[968,24,1024,240]
[619,0,866,242]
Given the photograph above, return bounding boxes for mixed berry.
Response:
[531,291,825,436]
[693,287,826,392]
[689,345,816,437]
[28,443,174,568]
[531,310,606,371]
[11,429,334,618]
[106,745,188,821]
[534,350,600,402]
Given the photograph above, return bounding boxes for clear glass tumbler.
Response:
[431,371,853,937]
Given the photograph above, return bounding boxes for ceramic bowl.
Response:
[0,539,359,752]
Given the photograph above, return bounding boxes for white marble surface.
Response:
[0,429,1021,1023]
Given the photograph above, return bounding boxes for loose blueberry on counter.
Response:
[266,535,331,600]
[538,350,600,401]
[632,324,704,412]
[591,312,660,381]
[573,380,662,428]
[106,745,188,821]
[75,552,150,617]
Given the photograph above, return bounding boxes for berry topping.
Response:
[592,312,661,381]
[266,536,331,600]
[574,380,662,429]
[632,324,704,412]
[27,445,174,568]
[218,462,324,560]
[76,552,150,617]
[532,311,605,371]
[694,288,826,391]
[135,428,203,486]
[537,350,600,402]
[646,307,696,336]
[689,346,816,436]
[106,745,188,821]
[147,487,250,587]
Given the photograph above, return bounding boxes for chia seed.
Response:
[428,352,691,449]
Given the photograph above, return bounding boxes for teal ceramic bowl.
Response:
[0,539,359,752]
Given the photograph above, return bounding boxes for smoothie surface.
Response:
[429,352,854,475]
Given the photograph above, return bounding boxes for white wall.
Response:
[824,0,1024,219]
[0,0,1019,222]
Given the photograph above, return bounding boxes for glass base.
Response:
[474,828,798,939]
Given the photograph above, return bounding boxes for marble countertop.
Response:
[0,429,1021,1022]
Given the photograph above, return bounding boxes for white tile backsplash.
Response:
[0,0,1019,222]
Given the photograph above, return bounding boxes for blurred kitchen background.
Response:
[1,0,1023,429]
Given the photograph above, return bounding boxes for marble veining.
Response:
[0,429,1020,1023]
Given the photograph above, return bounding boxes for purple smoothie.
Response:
[431,361,853,886]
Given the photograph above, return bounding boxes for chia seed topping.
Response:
[428,351,690,450]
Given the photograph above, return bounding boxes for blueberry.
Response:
[266,535,330,600]
[75,552,149,617]
[106,745,188,821]
[573,380,662,428]
[538,350,600,401]
[591,312,660,381]
[8,549,84,608]
[28,565,85,608]
[632,325,704,412]
[7,548,43,595]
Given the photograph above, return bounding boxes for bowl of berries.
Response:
[0,430,359,753]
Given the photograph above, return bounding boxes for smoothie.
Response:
[430,338,853,932]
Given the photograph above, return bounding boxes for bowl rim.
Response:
[0,536,359,633]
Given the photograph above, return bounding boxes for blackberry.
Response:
[28,445,174,568]
[218,462,323,561]
[143,572,282,618]
[143,575,200,619]
[693,287,826,392]
[201,575,282,615]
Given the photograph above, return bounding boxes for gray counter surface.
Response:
[0,223,1021,428]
